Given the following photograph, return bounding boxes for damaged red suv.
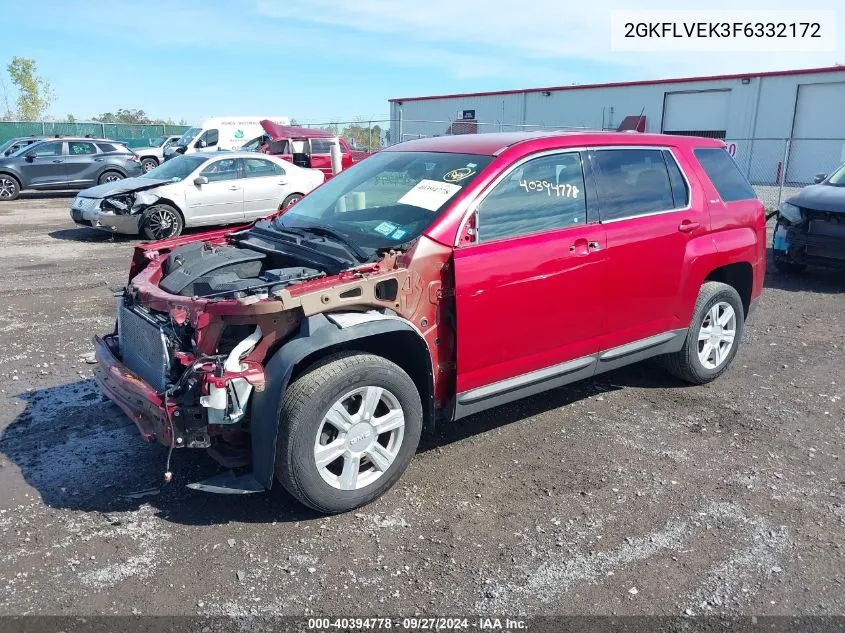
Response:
[93,132,766,513]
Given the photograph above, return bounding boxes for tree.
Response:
[93,108,151,124]
[341,122,383,151]
[66,113,76,123]
[6,57,55,121]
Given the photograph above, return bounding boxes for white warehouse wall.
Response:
[390,67,845,185]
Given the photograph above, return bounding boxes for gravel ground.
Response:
[0,194,842,618]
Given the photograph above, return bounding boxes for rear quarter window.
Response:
[694,148,756,202]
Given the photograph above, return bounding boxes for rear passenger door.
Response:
[453,151,607,412]
[240,157,290,220]
[65,140,100,185]
[588,147,705,353]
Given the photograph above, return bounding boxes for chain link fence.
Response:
[0,121,190,146]
[727,137,845,210]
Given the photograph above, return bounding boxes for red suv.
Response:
[93,132,765,513]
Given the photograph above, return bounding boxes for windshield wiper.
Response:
[294,224,370,262]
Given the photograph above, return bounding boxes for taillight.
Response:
[129,155,140,162]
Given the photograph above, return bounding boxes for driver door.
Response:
[184,157,245,226]
[453,151,607,416]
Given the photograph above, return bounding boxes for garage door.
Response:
[662,90,731,138]
[787,82,845,184]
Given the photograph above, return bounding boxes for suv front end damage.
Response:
[93,224,451,492]
[774,202,845,270]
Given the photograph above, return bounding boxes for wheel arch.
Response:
[250,312,434,489]
[0,171,22,188]
[704,262,753,319]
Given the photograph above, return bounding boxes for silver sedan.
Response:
[69,151,324,240]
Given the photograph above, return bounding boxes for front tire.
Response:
[141,158,158,173]
[276,353,423,514]
[664,281,744,385]
[0,175,20,201]
[140,204,184,240]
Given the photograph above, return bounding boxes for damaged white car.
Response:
[69,151,324,240]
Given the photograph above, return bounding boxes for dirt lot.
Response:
[0,194,842,618]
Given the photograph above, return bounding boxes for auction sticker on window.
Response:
[398,179,462,211]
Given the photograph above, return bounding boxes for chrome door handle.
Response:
[277,180,288,185]
[228,185,240,191]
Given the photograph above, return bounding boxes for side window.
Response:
[663,150,690,208]
[199,157,239,182]
[694,148,756,202]
[31,141,63,157]
[476,152,587,243]
[96,142,117,153]
[243,158,284,178]
[311,139,334,154]
[592,149,676,221]
[68,141,97,155]
[199,129,219,148]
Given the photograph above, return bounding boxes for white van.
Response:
[163,116,290,160]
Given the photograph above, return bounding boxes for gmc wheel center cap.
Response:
[346,422,376,453]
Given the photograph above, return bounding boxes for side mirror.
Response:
[195,139,207,149]
[193,176,208,186]
[24,151,36,160]
[813,173,827,184]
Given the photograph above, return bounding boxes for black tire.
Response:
[773,258,807,274]
[664,281,745,385]
[0,174,20,201]
[276,352,423,514]
[140,204,184,241]
[98,171,124,185]
[141,158,158,173]
[281,193,303,209]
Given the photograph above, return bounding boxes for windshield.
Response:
[272,151,492,250]
[827,163,845,186]
[176,127,201,147]
[143,154,209,181]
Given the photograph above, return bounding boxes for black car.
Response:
[0,138,144,201]
[773,163,845,272]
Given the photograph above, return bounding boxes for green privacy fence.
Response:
[0,121,190,145]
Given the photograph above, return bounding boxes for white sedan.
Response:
[69,151,324,240]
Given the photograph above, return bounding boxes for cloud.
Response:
[255,0,844,84]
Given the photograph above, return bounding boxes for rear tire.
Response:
[281,193,303,209]
[773,258,807,274]
[141,158,158,173]
[98,171,124,185]
[664,281,744,385]
[0,174,20,201]
[275,352,423,514]
[140,204,184,240]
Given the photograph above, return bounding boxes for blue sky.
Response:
[0,0,841,125]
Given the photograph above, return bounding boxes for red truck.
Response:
[240,120,373,179]
[92,131,765,514]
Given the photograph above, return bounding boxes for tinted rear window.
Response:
[592,149,678,221]
[96,142,117,153]
[694,148,756,202]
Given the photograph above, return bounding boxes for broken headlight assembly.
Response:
[778,201,802,224]
[101,194,135,215]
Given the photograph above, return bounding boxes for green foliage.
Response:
[93,108,151,124]
[66,113,76,123]
[5,57,55,121]
[341,122,383,151]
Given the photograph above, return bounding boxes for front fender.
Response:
[250,312,432,489]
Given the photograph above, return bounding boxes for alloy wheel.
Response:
[313,386,406,491]
[103,173,122,183]
[0,177,16,198]
[697,301,737,370]
[146,208,178,240]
